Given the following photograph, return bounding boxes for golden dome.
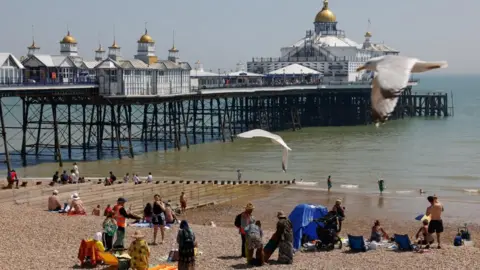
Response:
[138,29,154,43]
[60,31,77,44]
[95,44,105,52]
[169,45,179,52]
[365,31,372,38]
[315,0,336,23]
[109,39,120,49]
[28,40,39,49]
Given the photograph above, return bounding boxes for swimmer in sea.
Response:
[420,189,426,194]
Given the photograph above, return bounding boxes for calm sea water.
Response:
[12,74,480,202]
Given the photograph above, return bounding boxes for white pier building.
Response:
[247,0,398,83]
[20,29,191,96]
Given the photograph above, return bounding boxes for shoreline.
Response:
[4,176,480,223]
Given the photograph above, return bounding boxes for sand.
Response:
[1,187,480,270]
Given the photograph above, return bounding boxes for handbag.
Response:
[168,250,179,262]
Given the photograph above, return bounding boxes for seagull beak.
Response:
[356,65,366,72]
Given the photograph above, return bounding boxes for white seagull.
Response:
[237,129,291,172]
[356,55,448,127]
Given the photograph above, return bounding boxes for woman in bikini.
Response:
[152,194,166,245]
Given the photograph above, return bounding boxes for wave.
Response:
[395,190,414,194]
[463,189,479,193]
[340,184,359,189]
[438,175,480,181]
[295,181,318,186]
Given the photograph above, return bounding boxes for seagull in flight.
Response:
[356,55,448,127]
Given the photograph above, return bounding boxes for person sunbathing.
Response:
[369,220,389,242]
[68,193,86,215]
[416,219,434,247]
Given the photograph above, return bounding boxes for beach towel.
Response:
[394,234,413,251]
[347,235,367,252]
[263,232,279,261]
[148,264,178,270]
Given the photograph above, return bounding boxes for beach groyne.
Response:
[0,178,292,213]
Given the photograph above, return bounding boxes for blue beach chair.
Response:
[348,234,367,252]
[394,234,413,251]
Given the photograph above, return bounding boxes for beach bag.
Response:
[454,236,463,246]
[234,213,241,228]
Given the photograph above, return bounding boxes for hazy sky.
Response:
[0,0,477,74]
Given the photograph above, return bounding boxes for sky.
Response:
[0,0,477,74]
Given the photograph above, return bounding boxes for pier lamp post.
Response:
[300,69,303,84]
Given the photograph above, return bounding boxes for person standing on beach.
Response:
[239,203,255,258]
[113,197,140,249]
[327,175,332,192]
[152,194,166,245]
[378,179,385,194]
[73,162,79,178]
[237,170,242,181]
[331,199,345,232]
[426,195,444,249]
[180,192,187,214]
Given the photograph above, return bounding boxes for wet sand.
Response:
[186,187,480,228]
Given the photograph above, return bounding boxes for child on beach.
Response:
[92,205,101,216]
[104,204,112,216]
[369,220,389,242]
[416,219,434,247]
[102,212,117,251]
[143,203,153,223]
[245,220,264,266]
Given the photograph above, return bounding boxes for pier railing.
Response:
[0,80,98,87]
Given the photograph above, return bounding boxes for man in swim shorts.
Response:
[426,195,444,249]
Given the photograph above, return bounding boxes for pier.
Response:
[0,82,450,170]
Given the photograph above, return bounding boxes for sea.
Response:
[8,74,480,207]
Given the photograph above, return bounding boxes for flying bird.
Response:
[236,129,291,172]
[356,55,448,127]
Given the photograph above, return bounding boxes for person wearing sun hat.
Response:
[68,192,86,215]
[128,230,150,270]
[275,210,293,264]
[239,203,255,260]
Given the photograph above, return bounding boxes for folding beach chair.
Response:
[394,234,413,251]
[347,234,367,252]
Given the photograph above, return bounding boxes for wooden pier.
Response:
[0,84,451,169]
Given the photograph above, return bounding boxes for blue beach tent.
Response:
[288,204,329,250]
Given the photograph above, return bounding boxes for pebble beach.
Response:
[2,186,480,270]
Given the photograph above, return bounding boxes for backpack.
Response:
[182,229,194,244]
[234,213,242,228]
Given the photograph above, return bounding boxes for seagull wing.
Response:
[237,129,292,151]
[371,56,418,123]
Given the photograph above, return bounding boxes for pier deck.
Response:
[0,82,450,170]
